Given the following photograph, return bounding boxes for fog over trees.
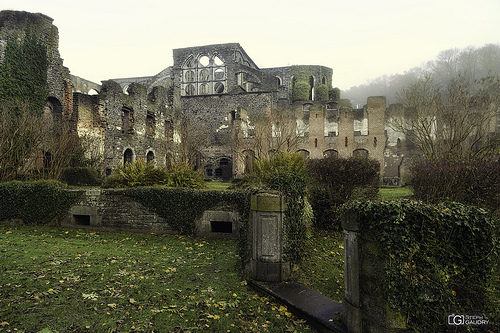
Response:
[342,43,500,107]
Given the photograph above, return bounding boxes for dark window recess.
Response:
[210,221,232,233]
[215,168,223,176]
[74,215,90,226]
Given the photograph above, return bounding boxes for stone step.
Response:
[250,280,346,333]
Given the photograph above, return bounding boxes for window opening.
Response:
[199,55,210,67]
[74,215,90,226]
[147,151,155,163]
[122,107,134,134]
[165,120,173,141]
[146,114,155,137]
[124,149,133,165]
[210,221,232,233]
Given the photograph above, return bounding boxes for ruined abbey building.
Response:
[1,10,470,185]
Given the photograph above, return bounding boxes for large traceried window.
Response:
[181,54,226,96]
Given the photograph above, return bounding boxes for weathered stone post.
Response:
[248,192,290,282]
[342,211,407,333]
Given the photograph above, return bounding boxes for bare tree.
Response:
[41,122,84,180]
[0,101,46,181]
[391,72,500,161]
[162,117,211,169]
[233,105,304,160]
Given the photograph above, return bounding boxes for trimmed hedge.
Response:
[0,180,80,225]
[342,200,498,332]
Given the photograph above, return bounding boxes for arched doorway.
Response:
[124,149,134,165]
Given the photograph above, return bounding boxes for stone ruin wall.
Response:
[97,80,174,173]
[0,10,433,184]
[0,11,75,125]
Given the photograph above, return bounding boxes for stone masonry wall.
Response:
[98,80,173,172]
[63,189,175,233]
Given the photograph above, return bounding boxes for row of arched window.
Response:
[123,149,155,165]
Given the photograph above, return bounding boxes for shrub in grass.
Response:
[410,158,500,214]
[307,156,380,229]
[61,167,102,186]
[102,160,205,189]
[164,162,206,189]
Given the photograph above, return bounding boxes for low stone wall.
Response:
[62,189,241,238]
[62,189,174,233]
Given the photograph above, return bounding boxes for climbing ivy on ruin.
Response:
[289,65,339,102]
[0,33,49,114]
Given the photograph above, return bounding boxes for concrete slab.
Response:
[250,281,346,333]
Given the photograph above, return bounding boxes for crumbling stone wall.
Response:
[0,10,74,121]
[62,189,174,233]
[97,80,175,173]
[0,11,434,183]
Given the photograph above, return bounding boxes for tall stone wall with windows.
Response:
[0,10,429,183]
[97,80,174,174]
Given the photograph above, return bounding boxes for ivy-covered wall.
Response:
[342,200,498,332]
[60,187,251,236]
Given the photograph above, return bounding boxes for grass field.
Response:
[378,186,413,200]
[0,225,343,332]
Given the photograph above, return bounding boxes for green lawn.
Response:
[295,229,344,302]
[0,225,336,332]
[378,186,413,200]
[205,182,232,191]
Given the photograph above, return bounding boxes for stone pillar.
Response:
[248,192,290,282]
[342,211,407,333]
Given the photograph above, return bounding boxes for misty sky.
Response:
[2,0,500,90]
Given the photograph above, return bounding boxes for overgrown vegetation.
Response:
[0,225,313,332]
[342,200,499,332]
[292,81,310,101]
[0,32,91,183]
[307,156,380,229]
[125,187,251,235]
[0,33,49,113]
[102,159,206,189]
[0,101,46,181]
[238,152,311,263]
[0,180,80,225]
[60,167,102,186]
[410,158,500,215]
